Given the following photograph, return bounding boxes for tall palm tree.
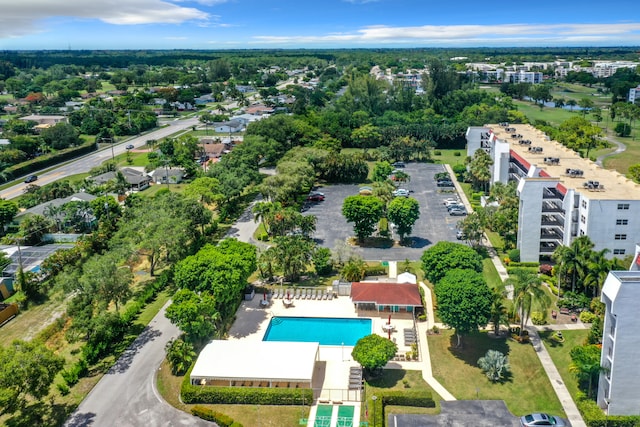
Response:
[507,270,550,337]
[552,236,594,293]
[489,288,509,336]
[584,248,611,297]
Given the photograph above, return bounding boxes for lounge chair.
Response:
[328,291,333,300]
[295,289,301,299]
[300,289,306,299]
[311,290,317,300]
[321,290,328,300]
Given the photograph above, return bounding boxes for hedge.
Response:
[191,406,243,427]
[364,265,387,276]
[508,262,540,268]
[577,397,640,427]
[182,384,313,406]
[506,266,539,275]
[1,140,97,182]
[370,391,435,427]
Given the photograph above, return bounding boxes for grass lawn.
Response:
[602,131,640,176]
[513,100,578,127]
[428,330,565,416]
[364,369,442,421]
[431,149,466,167]
[156,359,304,427]
[483,258,503,290]
[539,329,590,399]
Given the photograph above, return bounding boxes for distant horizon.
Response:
[1,0,640,50]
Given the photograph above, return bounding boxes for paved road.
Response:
[0,116,199,200]
[390,400,521,427]
[64,304,213,427]
[595,132,626,167]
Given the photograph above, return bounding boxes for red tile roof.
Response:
[350,283,422,307]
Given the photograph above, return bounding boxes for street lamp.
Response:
[371,395,377,427]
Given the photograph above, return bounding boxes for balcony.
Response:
[542,188,564,200]
[539,242,558,253]
[540,229,564,241]
[542,202,564,213]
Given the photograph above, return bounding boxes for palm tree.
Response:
[508,270,550,337]
[552,236,594,293]
[165,338,196,375]
[489,288,509,336]
[341,257,367,282]
[584,248,611,297]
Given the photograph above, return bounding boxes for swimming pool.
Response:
[263,317,372,346]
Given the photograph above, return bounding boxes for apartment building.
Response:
[597,245,640,415]
[629,85,640,104]
[466,123,640,262]
[504,70,544,84]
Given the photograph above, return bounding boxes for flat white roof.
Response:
[190,340,319,382]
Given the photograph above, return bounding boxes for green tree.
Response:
[40,122,81,149]
[342,195,385,243]
[312,247,333,276]
[507,270,550,336]
[81,252,133,312]
[420,241,483,284]
[578,97,594,117]
[387,197,420,243]
[165,289,219,342]
[489,288,509,336]
[552,236,594,293]
[351,334,397,376]
[371,161,393,182]
[272,235,316,281]
[569,344,602,398]
[165,338,197,375]
[456,211,485,247]
[435,269,493,347]
[477,350,510,382]
[584,249,611,297]
[0,340,64,415]
[628,163,640,183]
[0,199,18,232]
[341,256,367,282]
[184,176,222,205]
[466,149,493,192]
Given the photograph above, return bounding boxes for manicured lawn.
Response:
[156,359,303,427]
[483,257,503,290]
[431,149,466,167]
[602,132,640,176]
[539,329,590,399]
[364,369,441,421]
[428,330,565,416]
[513,100,578,127]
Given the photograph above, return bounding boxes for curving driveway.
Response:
[595,133,627,167]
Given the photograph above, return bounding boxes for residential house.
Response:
[89,167,151,192]
[148,167,185,184]
[244,104,274,116]
[213,121,243,133]
[18,114,67,127]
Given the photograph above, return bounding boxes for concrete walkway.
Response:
[414,282,456,401]
[596,132,627,167]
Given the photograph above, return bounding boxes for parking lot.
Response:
[305,163,466,261]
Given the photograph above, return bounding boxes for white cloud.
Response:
[0,0,209,38]
[252,22,640,45]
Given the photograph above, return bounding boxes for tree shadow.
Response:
[107,325,162,374]
[365,369,407,389]
[62,411,97,427]
[6,401,80,427]
[400,237,431,248]
[447,331,511,367]
[538,329,565,348]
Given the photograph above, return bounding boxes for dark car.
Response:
[126,144,135,150]
[24,175,38,183]
[307,194,325,202]
[456,230,466,240]
[437,180,454,187]
[391,161,406,168]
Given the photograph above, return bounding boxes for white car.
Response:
[443,199,461,206]
[393,189,410,197]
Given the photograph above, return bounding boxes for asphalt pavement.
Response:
[64,303,213,427]
[0,116,199,200]
[390,400,521,427]
[308,163,465,261]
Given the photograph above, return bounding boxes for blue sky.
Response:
[1,0,640,50]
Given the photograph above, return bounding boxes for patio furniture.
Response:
[327,292,333,300]
[300,289,307,299]
[311,290,317,300]
[322,290,328,300]
[295,289,301,299]
[551,310,557,319]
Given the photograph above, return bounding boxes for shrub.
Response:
[477,349,511,382]
[56,382,70,396]
[539,264,553,275]
[580,311,598,324]
[509,261,540,268]
[369,391,435,427]
[182,384,313,406]
[531,311,546,325]
[507,249,520,263]
[506,266,539,275]
[364,264,387,276]
[434,150,442,156]
[191,406,241,427]
[453,151,461,156]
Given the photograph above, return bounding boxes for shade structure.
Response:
[190,340,319,386]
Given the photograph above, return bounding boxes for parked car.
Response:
[24,175,38,183]
[391,161,406,168]
[449,208,467,216]
[446,203,465,210]
[519,413,566,427]
[307,194,325,202]
[444,200,462,207]
[443,198,459,205]
[309,190,325,197]
[456,230,466,240]
[393,189,410,197]
[437,180,454,187]
[126,144,134,150]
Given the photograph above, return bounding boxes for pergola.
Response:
[190,340,319,388]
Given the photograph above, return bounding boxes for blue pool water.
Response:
[263,317,372,346]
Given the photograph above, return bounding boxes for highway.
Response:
[0,116,199,200]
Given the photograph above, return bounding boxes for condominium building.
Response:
[629,85,640,104]
[504,70,544,84]
[466,124,640,262]
[598,245,640,415]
